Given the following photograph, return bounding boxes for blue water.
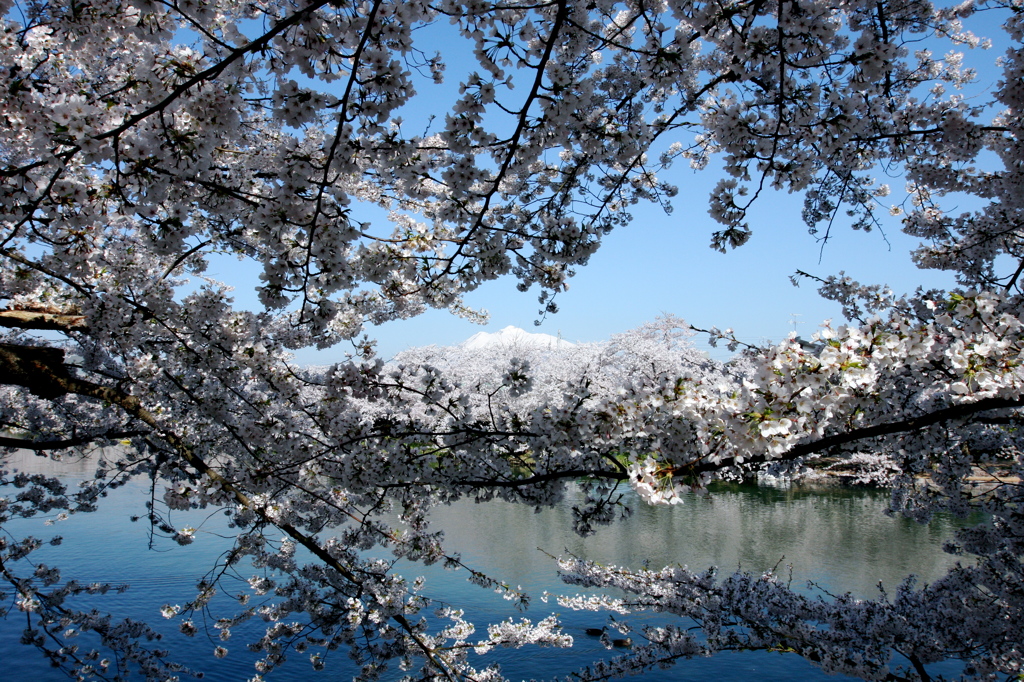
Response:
[1,452,974,681]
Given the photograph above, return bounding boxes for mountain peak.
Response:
[461,326,573,351]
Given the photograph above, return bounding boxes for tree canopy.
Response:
[1,0,1023,679]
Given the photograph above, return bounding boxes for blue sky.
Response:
[309,13,1005,364]
[364,174,959,363]
[205,7,1013,365]
[206,162,961,365]
[212,169,959,364]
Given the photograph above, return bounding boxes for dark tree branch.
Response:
[0,340,456,677]
[683,396,1024,477]
[94,0,335,144]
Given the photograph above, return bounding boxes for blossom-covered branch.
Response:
[2,0,1023,679]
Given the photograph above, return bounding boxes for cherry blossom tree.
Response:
[1,0,1022,680]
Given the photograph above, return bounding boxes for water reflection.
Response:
[1,451,977,681]
[425,483,973,601]
[414,484,976,681]
[2,447,106,480]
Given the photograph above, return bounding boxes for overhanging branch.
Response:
[0,341,455,677]
[685,395,1024,476]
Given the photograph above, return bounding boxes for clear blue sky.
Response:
[363,178,959,363]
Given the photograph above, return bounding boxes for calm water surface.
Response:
[0,451,976,681]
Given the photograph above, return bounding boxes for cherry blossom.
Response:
[2,0,1023,679]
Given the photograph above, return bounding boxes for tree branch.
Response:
[0,341,456,677]
[684,396,1024,476]
[94,0,335,144]
[0,310,88,332]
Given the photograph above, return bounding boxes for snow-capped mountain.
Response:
[460,325,574,351]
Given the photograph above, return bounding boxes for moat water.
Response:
[1,450,977,681]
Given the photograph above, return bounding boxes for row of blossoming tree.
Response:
[1,0,1022,678]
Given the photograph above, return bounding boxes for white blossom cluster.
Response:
[2,0,1024,679]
